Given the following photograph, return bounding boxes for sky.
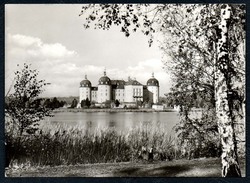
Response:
[5,4,171,98]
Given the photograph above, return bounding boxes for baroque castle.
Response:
[79,70,159,106]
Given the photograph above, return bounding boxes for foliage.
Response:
[85,97,91,108]
[158,96,168,105]
[80,99,86,108]
[174,108,220,159]
[115,99,120,107]
[163,5,245,175]
[51,97,63,109]
[43,98,51,108]
[71,98,78,108]
[80,98,91,108]
[5,63,52,136]
[80,4,157,46]
[43,97,65,109]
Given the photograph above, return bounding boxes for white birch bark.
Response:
[215,4,241,177]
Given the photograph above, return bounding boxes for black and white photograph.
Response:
[4,3,246,178]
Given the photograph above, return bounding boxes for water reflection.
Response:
[109,121,116,128]
[41,112,180,135]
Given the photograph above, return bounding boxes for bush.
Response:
[174,108,221,159]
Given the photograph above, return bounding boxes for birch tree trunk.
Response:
[215,4,241,177]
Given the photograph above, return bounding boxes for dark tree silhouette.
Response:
[115,99,120,107]
[71,98,78,108]
[85,97,91,108]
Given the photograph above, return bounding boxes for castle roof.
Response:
[98,70,111,85]
[80,75,92,87]
[91,87,98,91]
[111,80,125,89]
[147,73,159,86]
[125,80,142,86]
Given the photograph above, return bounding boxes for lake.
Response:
[41,111,181,135]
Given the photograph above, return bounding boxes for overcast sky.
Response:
[5,4,171,98]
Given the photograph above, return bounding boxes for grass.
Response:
[6,121,178,167]
[5,157,246,177]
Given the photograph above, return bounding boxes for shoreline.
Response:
[53,108,178,113]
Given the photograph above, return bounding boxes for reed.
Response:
[6,121,178,167]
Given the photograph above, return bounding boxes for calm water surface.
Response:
[41,112,181,135]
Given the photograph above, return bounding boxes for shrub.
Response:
[174,109,221,159]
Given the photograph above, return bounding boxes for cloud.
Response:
[6,33,170,98]
[40,43,76,58]
[7,34,77,60]
[10,34,42,48]
[5,33,79,96]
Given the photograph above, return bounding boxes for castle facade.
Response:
[79,70,159,106]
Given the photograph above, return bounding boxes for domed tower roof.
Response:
[80,75,92,87]
[147,72,159,86]
[98,69,111,85]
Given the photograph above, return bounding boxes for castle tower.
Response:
[97,69,111,103]
[79,74,92,103]
[146,72,159,104]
